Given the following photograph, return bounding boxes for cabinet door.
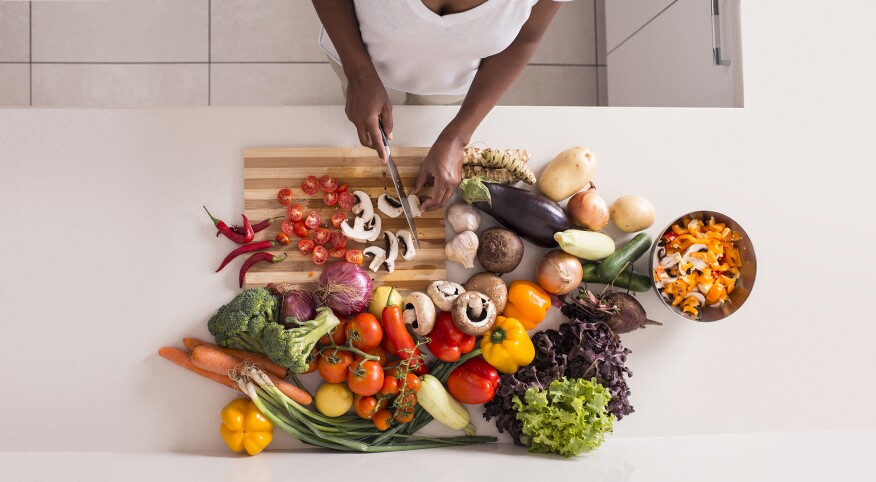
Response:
[607,0,741,107]
[605,0,676,52]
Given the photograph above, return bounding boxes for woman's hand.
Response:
[412,135,465,211]
[345,69,393,163]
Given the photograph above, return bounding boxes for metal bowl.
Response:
[650,210,756,322]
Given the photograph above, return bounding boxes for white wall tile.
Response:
[532,0,596,65]
[211,0,324,62]
[32,64,208,107]
[0,1,29,61]
[499,65,597,106]
[0,64,29,106]
[210,63,344,106]
[32,0,208,62]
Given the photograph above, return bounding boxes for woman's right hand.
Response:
[345,69,393,163]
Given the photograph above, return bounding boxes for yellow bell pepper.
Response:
[220,398,273,456]
[501,280,551,331]
[480,316,535,374]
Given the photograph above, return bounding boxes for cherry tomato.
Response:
[328,247,346,258]
[329,231,348,249]
[287,203,304,221]
[319,318,347,346]
[304,210,321,229]
[281,219,297,237]
[293,220,309,238]
[277,188,294,206]
[347,360,384,396]
[399,388,418,408]
[313,227,331,245]
[275,232,291,246]
[301,175,319,196]
[323,191,339,206]
[346,313,383,351]
[403,373,422,393]
[336,183,349,193]
[378,375,400,397]
[394,407,415,424]
[338,192,356,211]
[312,245,328,265]
[331,212,347,229]
[317,350,354,384]
[302,349,319,374]
[297,239,315,256]
[365,345,388,366]
[372,409,392,431]
[345,249,364,266]
[354,395,378,419]
[320,176,339,193]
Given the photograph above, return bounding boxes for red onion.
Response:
[269,282,318,327]
[317,262,373,316]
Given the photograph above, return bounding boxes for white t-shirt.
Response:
[320,0,573,96]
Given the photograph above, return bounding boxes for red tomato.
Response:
[323,191,339,206]
[312,245,328,265]
[320,176,339,193]
[275,232,291,246]
[313,227,331,245]
[277,188,294,206]
[403,373,422,393]
[347,360,384,396]
[338,192,356,211]
[345,249,364,266]
[304,210,321,229]
[281,219,297,237]
[364,345,388,366]
[331,212,347,229]
[328,247,346,258]
[336,183,349,193]
[319,319,347,346]
[287,203,304,221]
[394,407,415,424]
[292,220,309,238]
[377,375,400,397]
[297,239,315,256]
[372,409,392,431]
[354,395,381,420]
[346,313,383,351]
[317,350,353,384]
[301,175,319,196]
[329,231,348,249]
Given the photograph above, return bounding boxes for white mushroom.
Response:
[363,246,386,273]
[382,231,399,264]
[427,280,465,311]
[351,191,374,222]
[365,213,382,242]
[396,230,416,260]
[407,195,422,218]
[341,214,380,243]
[451,291,497,336]
[377,193,404,218]
[402,292,436,336]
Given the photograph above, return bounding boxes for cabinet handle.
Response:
[711,0,731,66]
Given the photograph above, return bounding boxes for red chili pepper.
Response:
[216,240,279,272]
[381,288,428,375]
[215,216,281,237]
[204,206,254,244]
[239,252,287,288]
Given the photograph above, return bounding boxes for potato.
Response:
[610,195,656,232]
[537,147,596,202]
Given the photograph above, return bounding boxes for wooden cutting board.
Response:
[243,147,446,291]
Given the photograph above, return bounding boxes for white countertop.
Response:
[2,0,876,477]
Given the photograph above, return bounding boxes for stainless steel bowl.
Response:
[650,211,756,322]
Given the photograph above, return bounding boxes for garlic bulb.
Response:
[445,230,479,268]
[446,202,481,233]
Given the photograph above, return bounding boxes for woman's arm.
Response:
[414,0,563,210]
[312,0,392,161]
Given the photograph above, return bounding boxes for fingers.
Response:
[366,118,387,164]
[420,184,449,212]
[356,125,371,149]
[412,164,431,196]
[381,105,394,140]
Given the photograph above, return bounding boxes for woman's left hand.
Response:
[412,135,465,211]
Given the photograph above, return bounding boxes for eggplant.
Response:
[459,177,569,247]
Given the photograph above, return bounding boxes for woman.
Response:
[313,0,571,210]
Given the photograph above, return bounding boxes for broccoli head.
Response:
[261,306,340,373]
[207,288,277,352]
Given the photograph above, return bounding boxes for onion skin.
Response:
[567,187,610,231]
[316,262,373,317]
[279,287,318,327]
[535,250,584,295]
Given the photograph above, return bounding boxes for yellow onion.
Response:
[535,250,583,295]
[566,184,610,231]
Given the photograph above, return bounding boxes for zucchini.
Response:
[416,375,476,435]
[597,232,652,280]
[554,229,615,261]
[583,263,651,292]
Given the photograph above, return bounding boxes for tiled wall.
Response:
[0,0,606,107]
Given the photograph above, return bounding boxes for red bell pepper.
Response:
[447,357,500,405]
[426,312,475,363]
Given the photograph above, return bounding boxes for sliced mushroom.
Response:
[382,230,399,264]
[363,246,386,273]
[377,193,404,218]
[365,213,382,242]
[351,191,374,222]
[341,216,373,243]
[396,230,416,260]
[451,291,497,336]
[402,292,436,336]
[427,280,465,311]
[407,195,422,218]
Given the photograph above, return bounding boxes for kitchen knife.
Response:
[378,120,420,248]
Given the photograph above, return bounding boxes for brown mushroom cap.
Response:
[451,291,497,336]
[402,292,436,336]
[463,272,508,313]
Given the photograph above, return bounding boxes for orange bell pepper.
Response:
[501,280,551,330]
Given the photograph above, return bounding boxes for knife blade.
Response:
[378,121,420,248]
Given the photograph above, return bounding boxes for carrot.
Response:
[183,337,288,379]
[158,347,241,392]
[190,345,313,406]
